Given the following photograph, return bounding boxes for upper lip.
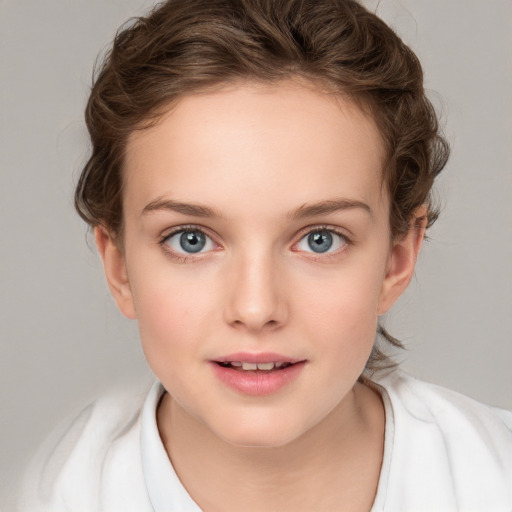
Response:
[213,352,304,364]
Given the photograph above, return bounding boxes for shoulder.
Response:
[380,370,512,438]
[16,379,157,512]
[373,370,512,511]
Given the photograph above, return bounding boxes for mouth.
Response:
[210,353,306,396]
[214,361,296,372]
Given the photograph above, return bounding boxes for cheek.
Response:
[297,263,384,354]
[128,263,219,366]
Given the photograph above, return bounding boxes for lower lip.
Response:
[210,361,306,396]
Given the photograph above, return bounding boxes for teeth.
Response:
[238,362,280,371]
[257,362,276,370]
[241,362,258,370]
[222,361,293,370]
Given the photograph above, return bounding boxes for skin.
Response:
[96,80,425,511]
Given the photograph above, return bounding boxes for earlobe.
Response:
[377,206,427,315]
[94,226,137,319]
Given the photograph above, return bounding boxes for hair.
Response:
[74,0,449,371]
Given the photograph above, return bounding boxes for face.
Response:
[98,80,422,447]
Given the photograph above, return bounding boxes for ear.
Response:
[377,206,427,315]
[94,226,137,319]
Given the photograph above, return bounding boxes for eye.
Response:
[296,229,347,254]
[162,228,216,255]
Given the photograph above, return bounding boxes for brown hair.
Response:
[75,0,449,370]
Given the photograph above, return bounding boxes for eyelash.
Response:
[158,224,352,263]
[294,225,352,262]
[158,225,217,264]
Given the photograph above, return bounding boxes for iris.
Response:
[307,231,333,253]
[180,231,206,253]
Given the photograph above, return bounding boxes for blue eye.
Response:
[163,229,215,254]
[297,229,346,254]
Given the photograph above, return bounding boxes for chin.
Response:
[211,414,311,449]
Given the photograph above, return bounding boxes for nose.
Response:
[223,249,289,333]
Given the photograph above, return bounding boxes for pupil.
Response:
[180,231,206,253]
[308,231,333,253]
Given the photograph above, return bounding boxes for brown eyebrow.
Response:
[142,197,371,220]
[142,198,223,218]
[289,199,372,220]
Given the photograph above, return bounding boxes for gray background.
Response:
[1,0,511,505]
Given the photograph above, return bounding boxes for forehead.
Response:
[123,81,387,220]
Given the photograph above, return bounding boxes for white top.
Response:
[16,371,512,512]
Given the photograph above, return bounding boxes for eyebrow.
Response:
[142,198,223,218]
[289,199,372,220]
[141,197,371,219]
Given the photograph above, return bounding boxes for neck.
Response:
[157,381,384,512]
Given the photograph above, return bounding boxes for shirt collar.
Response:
[140,381,202,512]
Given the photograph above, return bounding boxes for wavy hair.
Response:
[75,0,449,371]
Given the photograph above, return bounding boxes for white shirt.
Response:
[16,371,512,511]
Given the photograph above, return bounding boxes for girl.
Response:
[16,0,512,510]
